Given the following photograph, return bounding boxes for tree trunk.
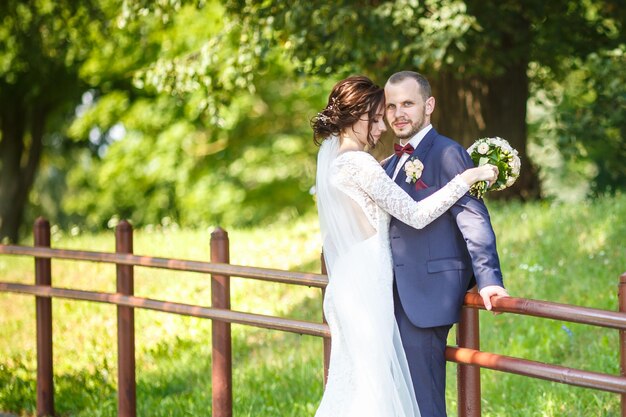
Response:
[0,100,46,243]
[430,63,540,200]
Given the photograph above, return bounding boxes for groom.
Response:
[383,71,508,417]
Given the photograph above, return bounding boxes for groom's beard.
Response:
[392,110,427,140]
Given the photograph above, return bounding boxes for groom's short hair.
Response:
[387,71,432,100]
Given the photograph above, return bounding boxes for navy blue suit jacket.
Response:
[384,128,504,328]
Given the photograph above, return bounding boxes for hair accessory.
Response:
[317,112,331,125]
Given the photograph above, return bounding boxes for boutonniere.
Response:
[404,157,424,184]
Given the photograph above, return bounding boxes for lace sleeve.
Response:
[336,152,470,230]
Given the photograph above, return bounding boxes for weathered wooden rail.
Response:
[0,218,625,417]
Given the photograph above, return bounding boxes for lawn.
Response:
[1,193,625,416]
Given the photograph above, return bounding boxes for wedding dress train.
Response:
[315,136,469,417]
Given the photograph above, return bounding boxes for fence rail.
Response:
[1,217,625,417]
[0,243,327,288]
[464,292,626,330]
[0,282,330,337]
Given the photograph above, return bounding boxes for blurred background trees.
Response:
[0,0,624,242]
[0,1,110,241]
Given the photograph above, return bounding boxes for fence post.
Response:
[116,221,136,417]
[320,253,330,385]
[211,228,232,417]
[619,272,626,417]
[457,287,481,417]
[34,218,54,417]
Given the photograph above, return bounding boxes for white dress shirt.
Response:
[392,124,432,181]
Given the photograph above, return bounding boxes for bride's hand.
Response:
[460,164,499,187]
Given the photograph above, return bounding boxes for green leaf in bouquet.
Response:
[469,180,489,199]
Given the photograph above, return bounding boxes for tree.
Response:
[54,55,328,231]
[0,0,209,241]
[530,47,626,198]
[219,0,625,199]
[1,0,328,239]
[21,2,330,233]
[4,1,624,240]
[0,2,101,241]
[0,1,153,242]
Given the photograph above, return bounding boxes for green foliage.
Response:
[0,1,100,86]
[127,1,259,120]
[0,0,191,241]
[5,0,626,237]
[49,67,328,230]
[0,359,36,413]
[222,0,624,79]
[529,47,626,199]
[2,195,626,416]
[24,3,331,232]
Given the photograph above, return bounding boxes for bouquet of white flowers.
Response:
[466,137,521,198]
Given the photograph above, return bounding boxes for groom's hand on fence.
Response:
[479,285,509,313]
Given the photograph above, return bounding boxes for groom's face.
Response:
[384,78,434,140]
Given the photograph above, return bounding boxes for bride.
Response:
[312,75,498,417]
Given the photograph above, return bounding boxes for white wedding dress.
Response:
[315,136,469,417]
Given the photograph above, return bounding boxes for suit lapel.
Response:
[384,155,400,178]
[395,161,408,186]
[413,128,438,162]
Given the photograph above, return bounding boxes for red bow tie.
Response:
[394,143,414,157]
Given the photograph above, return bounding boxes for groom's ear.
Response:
[425,96,435,116]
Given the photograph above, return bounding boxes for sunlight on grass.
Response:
[2,196,626,416]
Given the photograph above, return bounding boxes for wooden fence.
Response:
[1,217,625,417]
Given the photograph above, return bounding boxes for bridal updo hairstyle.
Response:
[311,75,385,148]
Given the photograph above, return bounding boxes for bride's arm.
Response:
[340,153,490,230]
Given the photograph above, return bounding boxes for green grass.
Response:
[1,194,625,416]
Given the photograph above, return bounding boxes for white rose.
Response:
[477,143,490,155]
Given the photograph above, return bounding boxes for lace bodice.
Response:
[331,151,469,233]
